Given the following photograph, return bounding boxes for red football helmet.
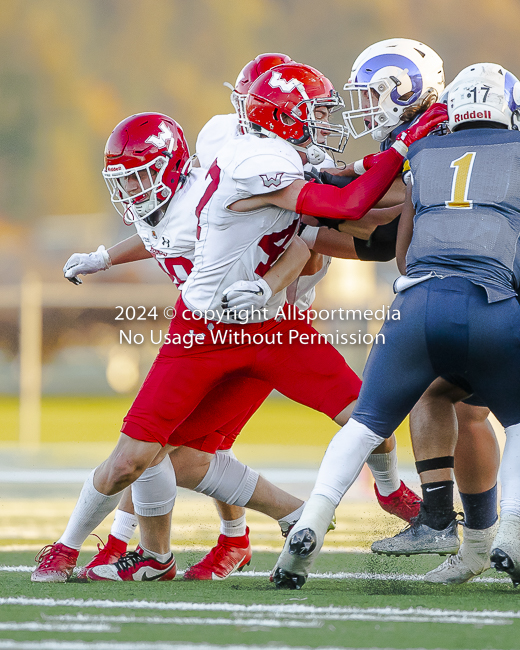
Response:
[103,113,190,225]
[244,63,348,164]
[231,53,293,128]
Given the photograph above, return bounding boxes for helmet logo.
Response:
[268,71,301,93]
[146,122,174,149]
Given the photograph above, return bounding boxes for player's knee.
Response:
[132,456,177,517]
[193,451,259,507]
[108,455,149,487]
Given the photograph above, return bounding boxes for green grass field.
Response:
[1,395,508,649]
[1,550,519,650]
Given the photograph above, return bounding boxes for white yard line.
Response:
[0,638,502,650]
[0,622,115,632]
[44,614,320,629]
[43,610,509,627]
[1,596,519,625]
[0,642,381,650]
[0,564,511,584]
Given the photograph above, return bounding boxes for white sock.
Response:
[366,447,400,497]
[139,544,171,564]
[311,418,385,505]
[278,503,305,535]
[499,423,520,517]
[58,470,123,551]
[220,514,247,537]
[111,509,138,544]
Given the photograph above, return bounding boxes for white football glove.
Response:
[63,245,112,285]
[221,278,272,312]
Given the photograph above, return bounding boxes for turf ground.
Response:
[0,396,513,649]
[1,550,520,650]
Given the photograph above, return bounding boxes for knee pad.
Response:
[193,453,259,507]
[131,456,177,517]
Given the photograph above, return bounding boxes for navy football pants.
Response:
[353,277,520,437]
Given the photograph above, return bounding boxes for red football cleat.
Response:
[76,534,128,581]
[375,480,422,523]
[32,543,79,583]
[184,528,252,580]
[86,545,176,582]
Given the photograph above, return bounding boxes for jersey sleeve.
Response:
[232,153,303,197]
[195,114,238,170]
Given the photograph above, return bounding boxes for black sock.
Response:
[420,480,455,530]
[460,484,498,530]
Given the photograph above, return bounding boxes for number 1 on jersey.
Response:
[445,152,476,209]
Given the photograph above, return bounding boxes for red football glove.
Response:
[393,103,448,152]
[354,151,387,174]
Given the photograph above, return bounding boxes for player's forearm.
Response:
[263,236,310,294]
[299,250,324,276]
[319,162,357,177]
[313,228,358,259]
[373,178,406,208]
[336,205,401,240]
[107,234,152,265]
[296,147,404,221]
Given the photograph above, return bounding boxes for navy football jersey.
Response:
[406,128,520,302]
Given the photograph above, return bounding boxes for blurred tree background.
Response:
[1,0,520,223]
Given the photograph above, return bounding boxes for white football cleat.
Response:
[424,520,498,584]
[491,512,520,587]
[271,495,335,590]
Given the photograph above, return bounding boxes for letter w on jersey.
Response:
[260,172,285,188]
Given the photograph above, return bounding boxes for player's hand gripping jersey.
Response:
[183,134,304,321]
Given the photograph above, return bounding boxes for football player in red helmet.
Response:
[245,62,348,166]
[103,112,190,227]
[196,52,294,169]
[34,112,310,584]
[231,52,294,128]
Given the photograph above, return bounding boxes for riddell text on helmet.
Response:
[454,110,492,122]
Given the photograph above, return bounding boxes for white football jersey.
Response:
[133,168,206,289]
[182,134,304,322]
[194,113,335,313]
[195,113,241,170]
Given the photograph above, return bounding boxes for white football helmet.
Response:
[343,38,445,141]
[447,63,520,131]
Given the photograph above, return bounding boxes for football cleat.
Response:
[86,545,176,582]
[184,528,252,580]
[32,543,79,583]
[490,513,520,587]
[281,514,337,538]
[76,534,127,581]
[375,481,422,523]
[271,495,336,590]
[424,521,498,584]
[272,528,318,590]
[371,511,460,556]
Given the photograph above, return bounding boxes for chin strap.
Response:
[248,124,327,165]
[291,142,326,165]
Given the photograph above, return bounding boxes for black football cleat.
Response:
[490,548,520,588]
[271,567,306,590]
